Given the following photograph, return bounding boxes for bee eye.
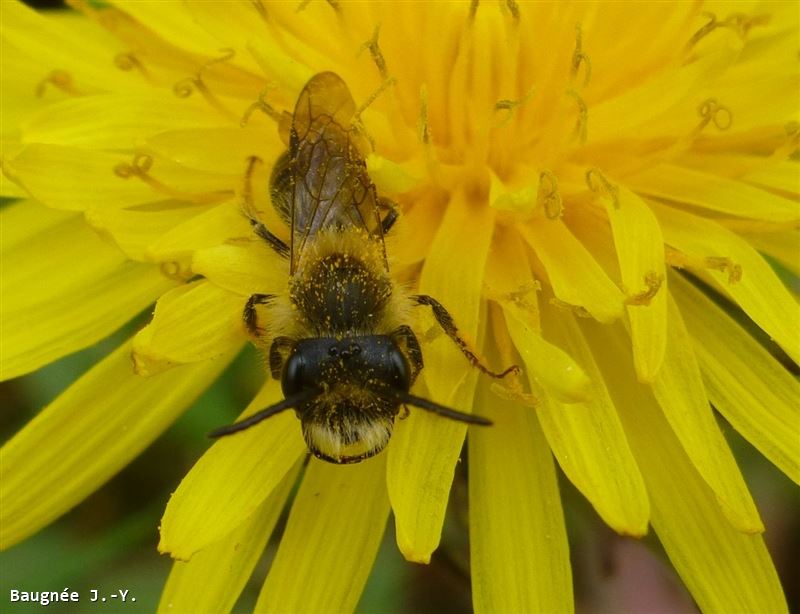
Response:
[282,352,305,397]
[350,343,361,355]
[328,346,339,357]
[388,345,411,390]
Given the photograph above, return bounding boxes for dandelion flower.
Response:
[2,1,798,612]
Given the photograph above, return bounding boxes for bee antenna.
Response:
[208,388,320,438]
[375,389,492,426]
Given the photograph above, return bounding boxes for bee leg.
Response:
[391,325,423,384]
[411,294,520,379]
[269,336,295,379]
[248,217,289,258]
[378,197,399,235]
[244,293,275,337]
[242,155,289,258]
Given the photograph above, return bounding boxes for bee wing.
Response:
[288,72,386,274]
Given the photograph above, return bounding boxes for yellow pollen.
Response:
[567,89,588,143]
[35,70,80,97]
[686,11,770,51]
[686,12,723,51]
[705,257,743,283]
[772,121,800,160]
[487,307,535,406]
[493,88,535,128]
[173,48,238,121]
[571,25,592,87]
[359,25,389,79]
[250,0,268,20]
[468,0,479,21]
[725,12,771,37]
[159,261,193,282]
[585,168,619,209]
[418,85,430,144]
[502,282,541,315]
[418,85,436,169]
[240,87,284,127]
[114,153,231,204]
[114,52,149,78]
[491,380,538,408]
[624,271,664,306]
[537,170,563,219]
[114,152,154,177]
[549,298,593,318]
[666,248,743,284]
[505,0,520,22]
[353,77,395,126]
[697,98,733,132]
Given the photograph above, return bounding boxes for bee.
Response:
[210,72,517,464]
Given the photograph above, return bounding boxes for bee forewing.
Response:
[292,72,356,138]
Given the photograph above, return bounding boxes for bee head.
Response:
[281,336,410,463]
[210,332,491,461]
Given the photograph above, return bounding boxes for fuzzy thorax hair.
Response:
[264,227,412,340]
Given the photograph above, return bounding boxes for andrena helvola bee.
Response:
[210,72,517,464]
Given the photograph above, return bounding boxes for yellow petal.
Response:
[1,2,142,101]
[469,381,573,614]
[419,192,495,401]
[586,323,788,614]
[0,161,27,196]
[255,456,390,614]
[159,380,306,560]
[386,191,444,268]
[743,160,800,197]
[147,198,250,261]
[86,203,215,262]
[673,153,799,197]
[246,35,311,98]
[180,1,278,75]
[22,94,225,149]
[158,462,300,614]
[537,304,650,536]
[0,340,233,549]
[504,306,591,403]
[3,144,233,210]
[655,203,800,364]
[192,243,286,297]
[652,293,762,532]
[482,229,557,378]
[627,164,800,222]
[520,218,624,323]
[387,193,491,562]
[741,228,800,278]
[110,0,235,57]
[709,66,799,133]
[386,389,472,563]
[1,202,175,380]
[132,280,247,376]
[145,127,282,175]
[589,32,740,142]
[600,183,667,381]
[0,197,72,247]
[672,274,800,485]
